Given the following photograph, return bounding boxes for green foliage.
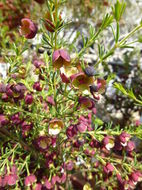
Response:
[114,82,142,106]
[100,14,114,30]
[112,0,126,22]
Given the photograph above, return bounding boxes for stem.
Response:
[116,22,119,43]
[26,160,30,175]
[118,24,142,46]
[0,127,39,160]
[88,130,139,136]
[54,0,58,49]
[0,103,49,119]
[72,28,102,63]
[78,28,102,57]
[94,24,142,67]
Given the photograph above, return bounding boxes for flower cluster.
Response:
[0,0,142,190]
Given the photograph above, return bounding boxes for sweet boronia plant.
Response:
[0,0,142,189]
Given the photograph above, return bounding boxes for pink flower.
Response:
[25,94,33,104]
[51,175,61,185]
[52,49,71,69]
[3,174,18,186]
[73,139,84,148]
[60,68,70,83]
[0,83,6,93]
[33,183,42,190]
[128,180,135,189]
[21,121,33,137]
[6,83,26,100]
[103,163,114,175]
[129,171,142,182]
[6,84,13,97]
[20,18,37,39]
[135,120,141,126]
[24,174,37,186]
[89,139,100,148]
[2,93,9,102]
[11,112,22,125]
[44,12,56,32]
[96,78,106,94]
[92,107,97,114]
[60,173,66,184]
[77,123,87,133]
[114,138,123,151]
[119,132,131,146]
[66,161,74,171]
[33,60,45,68]
[0,114,9,127]
[45,152,56,167]
[0,176,3,187]
[116,174,127,190]
[47,96,55,106]
[126,141,135,152]
[44,179,53,189]
[90,78,106,100]
[66,125,77,138]
[33,82,42,91]
[102,136,114,150]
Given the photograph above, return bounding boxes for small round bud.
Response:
[38,48,44,54]
[90,84,98,92]
[84,66,96,77]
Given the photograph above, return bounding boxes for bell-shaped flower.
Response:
[25,94,33,105]
[103,163,114,175]
[90,78,106,94]
[78,96,95,110]
[72,72,94,91]
[20,18,37,39]
[33,81,42,91]
[77,123,87,133]
[97,78,106,94]
[48,119,64,136]
[36,136,51,151]
[66,125,77,138]
[33,60,45,69]
[102,136,114,150]
[11,112,22,125]
[60,66,77,83]
[3,174,18,186]
[0,114,9,127]
[21,121,33,137]
[129,171,142,183]
[44,12,55,32]
[125,141,135,152]
[44,11,62,32]
[24,174,37,186]
[119,132,131,146]
[52,49,71,69]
